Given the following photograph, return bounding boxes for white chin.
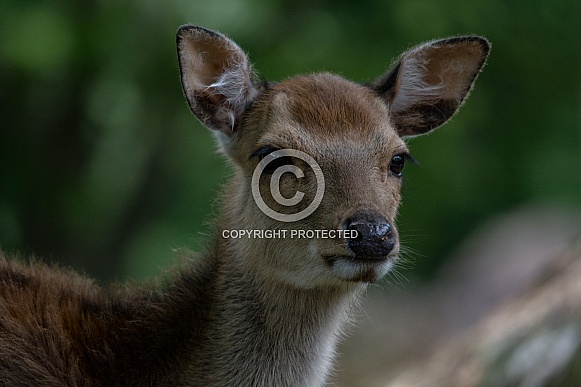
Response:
[327,256,395,283]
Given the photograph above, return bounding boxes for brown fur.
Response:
[0,26,489,386]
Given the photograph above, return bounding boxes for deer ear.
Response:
[372,36,490,138]
[177,25,261,135]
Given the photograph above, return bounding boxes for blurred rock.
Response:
[386,235,581,387]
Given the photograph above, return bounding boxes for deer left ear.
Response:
[372,36,490,138]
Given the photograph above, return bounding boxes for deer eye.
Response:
[389,154,406,177]
[251,146,294,174]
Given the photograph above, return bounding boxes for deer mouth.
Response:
[324,254,391,263]
[323,254,396,283]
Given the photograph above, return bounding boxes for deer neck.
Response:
[188,234,364,386]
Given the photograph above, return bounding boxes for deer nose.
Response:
[344,213,394,259]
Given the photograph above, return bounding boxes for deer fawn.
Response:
[0,25,489,386]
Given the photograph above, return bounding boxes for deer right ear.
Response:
[372,36,490,138]
[177,25,260,135]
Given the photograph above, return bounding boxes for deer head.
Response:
[177,26,489,287]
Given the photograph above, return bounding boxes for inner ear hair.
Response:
[372,36,490,137]
[177,25,261,134]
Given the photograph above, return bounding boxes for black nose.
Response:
[344,212,394,259]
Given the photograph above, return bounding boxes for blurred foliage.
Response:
[0,0,579,283]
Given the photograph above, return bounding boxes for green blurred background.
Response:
[0,0,579,284]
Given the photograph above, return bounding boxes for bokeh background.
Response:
[1,0,579,286]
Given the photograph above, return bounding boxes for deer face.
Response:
[177,26,490,288]
[225,74,406,284]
